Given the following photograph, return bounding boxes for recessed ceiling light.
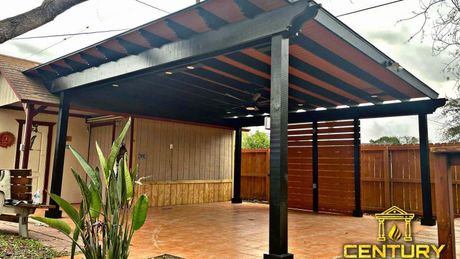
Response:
[298,103,304,107]
[245,106,257,111]
[226,111,231,114]
[246,114,254,117]
[371,95,378,98]
[112,84,119,88]
[165,71,173,75]
[186,66,195,70]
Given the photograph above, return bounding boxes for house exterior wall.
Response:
[0,76,19,107]
[88,117,235,207]
[0,108,89,204]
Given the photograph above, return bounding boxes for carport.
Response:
[24,0,445,257]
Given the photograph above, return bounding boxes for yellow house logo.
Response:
[343,206,445,259]
[375,206,415,242]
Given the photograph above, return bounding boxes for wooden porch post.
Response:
[419,114,436,226]
[45,92,70,218]
[21,103,34,169]
[232,127,242,203]
[353,119,363,217]
[265,34,292,259]
[432,147,460,259]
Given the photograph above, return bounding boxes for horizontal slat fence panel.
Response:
[288,120,356,214]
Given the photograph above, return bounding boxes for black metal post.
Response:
[264,34,292,259]
[352,119,363,217]
[45,92,70,218]
[418,114,436,226]
[232,127,243,204]
[312,121,319,213]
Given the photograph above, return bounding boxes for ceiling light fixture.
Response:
[245,106,257,111]
[112,84,119,88]
[165,71,173,75]
[186,66,195,70]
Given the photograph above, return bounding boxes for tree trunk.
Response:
[0,0,87,44]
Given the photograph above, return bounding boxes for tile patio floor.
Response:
[2,202,451,258]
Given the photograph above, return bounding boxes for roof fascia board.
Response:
[313,8,439,99]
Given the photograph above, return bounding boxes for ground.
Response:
[0,202,455,258]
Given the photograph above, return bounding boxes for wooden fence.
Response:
[241,143,460,216]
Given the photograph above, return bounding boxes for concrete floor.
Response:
[1,202,448,259]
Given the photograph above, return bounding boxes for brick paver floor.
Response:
[1,202,443,258]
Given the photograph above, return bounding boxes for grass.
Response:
[0,232,68,258]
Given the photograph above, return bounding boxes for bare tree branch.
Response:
[0,0,87,44]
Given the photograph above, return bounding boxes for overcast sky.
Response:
[0,0,456,142]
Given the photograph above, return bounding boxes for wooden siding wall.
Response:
[0,75,19,107]
[361,143,460,216]
[133,119,233,182]
[288,120,356,214]
[88,124,114,168]
[241,149,269,201]
[135,180,232,207]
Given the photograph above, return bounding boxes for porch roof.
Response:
[23,0,442,126]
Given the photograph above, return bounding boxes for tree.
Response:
[404,1,460,142]
[369,136,401,145]
[369,136,419,144]
[242,130,270,149]
[440,97,460,142]
[0,0,87,44]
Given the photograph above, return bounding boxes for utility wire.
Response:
[13,29,129,40]
[337,0,405,17]
[134,0,170,14]
[19,0,406,56]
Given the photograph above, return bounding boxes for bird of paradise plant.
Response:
[32,118,149,259]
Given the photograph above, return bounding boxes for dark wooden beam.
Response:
[265,34,292,259]
[48,1,313,92]
[312,121,318,213]
[230,98,447,127]
[352,119,363,217]
[232,128,243,204]
[419,113,436,226]
[21,103,34,169]
[45,92,71,218]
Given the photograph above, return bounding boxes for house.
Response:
[0,54,234,205]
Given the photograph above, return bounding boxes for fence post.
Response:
[383,146,391,208]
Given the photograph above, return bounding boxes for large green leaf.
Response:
[132,194,149,231]
[69,145,100,189]
[71,169,90,201]
[31,216,71,235]
[123,155,133,200]
[88,183,101,219]
[49,193,80,226]
[107,118,131,174]
[96,142,109,183]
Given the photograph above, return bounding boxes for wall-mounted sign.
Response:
[0,131,15,148]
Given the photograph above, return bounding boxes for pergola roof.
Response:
[23,0,441,126]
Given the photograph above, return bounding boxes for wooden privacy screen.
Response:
[361,144,460,216]
[288,120,357,214]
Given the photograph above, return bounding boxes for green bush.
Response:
[32,118,148,259]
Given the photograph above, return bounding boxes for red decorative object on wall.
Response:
[0,131,15,148]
